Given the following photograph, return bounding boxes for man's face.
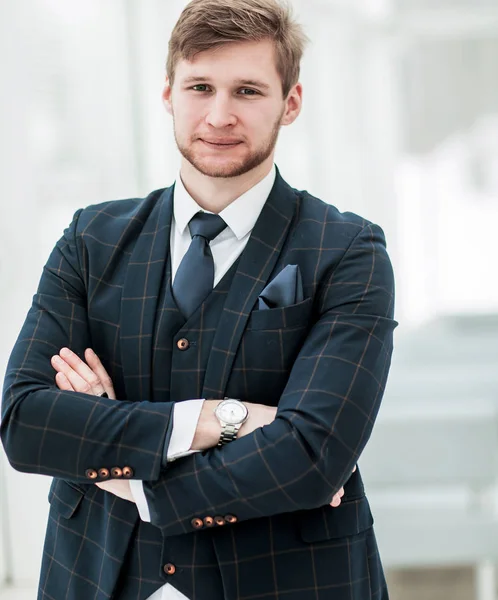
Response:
[163,39,302,179]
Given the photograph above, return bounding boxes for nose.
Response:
[205,93,237,129]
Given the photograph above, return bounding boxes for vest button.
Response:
[163,563,176,575]
[177,338,190,351]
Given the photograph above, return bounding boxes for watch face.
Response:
[217,400,247,424]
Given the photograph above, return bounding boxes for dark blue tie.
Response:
[173,212,227,319]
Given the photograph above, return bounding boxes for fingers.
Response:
[51,347,115,398]
[55,372,75,392]
[330,486,345,508]
[60,348,102,389]
[84,349,116,399]
[95,480,135,503]
[52,352,95,394]
[329,466,357,508]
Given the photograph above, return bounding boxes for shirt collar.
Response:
[173,165,277,241]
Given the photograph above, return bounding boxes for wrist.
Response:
[191,399,222,451]
[215,399,249,446]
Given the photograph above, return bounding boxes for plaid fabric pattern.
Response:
[1,170,396,599]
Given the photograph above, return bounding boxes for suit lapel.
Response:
[120,186,174,401]
[202,171,298,398]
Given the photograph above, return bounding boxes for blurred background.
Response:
[1,0,497,598]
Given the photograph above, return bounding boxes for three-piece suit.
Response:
[1,167,397,599]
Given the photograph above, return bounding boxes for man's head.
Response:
[163,0,308,179]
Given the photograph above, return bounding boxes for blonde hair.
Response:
[166,0,308,97]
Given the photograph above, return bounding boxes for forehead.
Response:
[175,39,280,86]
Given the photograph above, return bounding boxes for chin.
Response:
[197,163,246,178]
[188,154,253,179]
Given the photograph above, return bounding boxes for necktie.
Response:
[173,212,227,319]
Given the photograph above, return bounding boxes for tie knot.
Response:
[188,212,227,242]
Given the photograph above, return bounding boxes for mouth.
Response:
[200,139,243,149]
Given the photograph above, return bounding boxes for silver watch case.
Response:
[214,398,248,446]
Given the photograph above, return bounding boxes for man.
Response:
[1,0,397,598]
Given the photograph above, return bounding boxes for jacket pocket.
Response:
[48,479,85,519]
[297,495,373,543]
[247,297,313,330]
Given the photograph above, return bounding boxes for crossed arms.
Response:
[51,346,350,510]
[1,212,396,536]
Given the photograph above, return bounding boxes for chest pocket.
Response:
[226,298,313,404]
[246,297,313,330]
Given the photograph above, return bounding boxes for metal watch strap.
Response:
[217,423,240,447]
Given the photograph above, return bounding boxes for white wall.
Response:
[1,0,498,590]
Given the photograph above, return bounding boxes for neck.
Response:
[179,158,274,214]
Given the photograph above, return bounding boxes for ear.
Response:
[281,83,303,127]
[162,77,173,115]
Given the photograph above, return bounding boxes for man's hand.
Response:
[95,479,135,502]
[52,348,356,508]
[51,347,116,399]
[51,347,132,501]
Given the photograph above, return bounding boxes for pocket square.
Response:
[258,264,304,310]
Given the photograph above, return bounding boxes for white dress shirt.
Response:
[130,165,277,600]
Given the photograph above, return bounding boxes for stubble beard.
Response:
[174,114,283,179]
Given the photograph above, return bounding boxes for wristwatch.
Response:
[214,398,249,447]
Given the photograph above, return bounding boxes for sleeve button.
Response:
[191,518,204,529]
[122,466,134,478]
[111,467,123,478]
[85,469,98,480]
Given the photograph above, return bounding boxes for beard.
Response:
[173,112,283,179]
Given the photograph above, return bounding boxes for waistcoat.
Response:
[122,252,241,600]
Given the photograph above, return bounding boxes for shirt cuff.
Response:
[129,480,151,522]
[166,399,205,461]
[132,399,206,522]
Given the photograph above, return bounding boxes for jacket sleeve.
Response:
[1,210,174,484]
[142,222,398,536]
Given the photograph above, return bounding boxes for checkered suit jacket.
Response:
[1,169,397,599]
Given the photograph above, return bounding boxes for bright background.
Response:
[1,1,497,598]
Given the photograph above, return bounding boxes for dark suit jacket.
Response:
[1,170,397,599]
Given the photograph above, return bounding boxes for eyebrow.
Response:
[181,76,271,90]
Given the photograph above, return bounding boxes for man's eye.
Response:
[192,85,210,92]
[240,88,258,96]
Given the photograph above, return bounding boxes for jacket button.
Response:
[177,338,190,351]
[225,514,237,524]
[214,516,226,526]
[111,467,123,478]
[122,466,134,478]
[204,516,215,527]
[191,517,204,529]
[85,469,98,480]
[163,563,176,575]
[98,468,110,479]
